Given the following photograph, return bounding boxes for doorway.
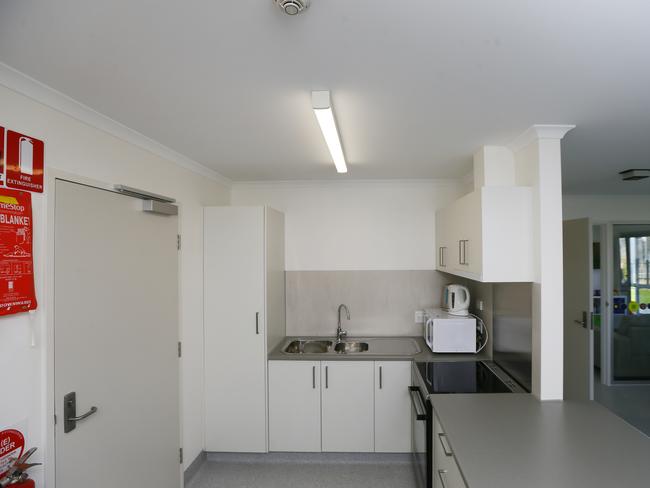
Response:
[53,179,181,487]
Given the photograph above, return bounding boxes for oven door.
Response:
[410,383,432,488]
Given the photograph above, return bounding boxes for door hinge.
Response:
[177,234,181,250]
[179,448,183,464]
[178,341,182,358]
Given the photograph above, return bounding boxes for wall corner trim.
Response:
[508,124,576,153]
[0,61,231,186]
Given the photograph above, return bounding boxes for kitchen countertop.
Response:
[430,394,650,488]
[267,336,491,362]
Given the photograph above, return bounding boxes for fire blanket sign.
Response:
[0,429,24,478]
[4,130,44,193]
[0,189,36,316]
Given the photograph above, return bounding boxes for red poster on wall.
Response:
[0,189,36,316]
[0,126,5,185]
[5,130,44,193]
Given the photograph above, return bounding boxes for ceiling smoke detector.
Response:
[275,0,309,15]
[619,169,650,181]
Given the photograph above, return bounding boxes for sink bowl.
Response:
[334,341,369,353]
[284,340,333,354]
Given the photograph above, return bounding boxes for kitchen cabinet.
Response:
[321,361,375,452]
[268,361,321,452]
[434,413,467,488]
[374,361,412,453]
[204,206,285,452]
[435,186,533,282]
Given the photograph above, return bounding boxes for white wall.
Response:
[231,180,465,271]
[564,194,650,221]
[0,82,230,484]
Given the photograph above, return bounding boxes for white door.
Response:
[563,218,594,400]
[268,361,321,452]
[374,361,411,453]
[321,361,374,452]
[54,179,180,488]
[203,207,267,452]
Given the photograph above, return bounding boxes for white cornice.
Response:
[0,62,231,186]
[231,178,464,189]
[508,124,576,153]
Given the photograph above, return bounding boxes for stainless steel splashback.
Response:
[493,283,533,392]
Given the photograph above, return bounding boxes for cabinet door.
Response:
[204,207,267,452]
[434,413,467,488]
[374,361,412,452]
[321,361,375,452]
[268,361,321,452]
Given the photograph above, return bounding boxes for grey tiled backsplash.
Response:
[285,270,448,337]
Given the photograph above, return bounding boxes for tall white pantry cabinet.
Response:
[204,206,285,452]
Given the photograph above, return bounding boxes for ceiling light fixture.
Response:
[619,169,650,181]
[312,90,347,174]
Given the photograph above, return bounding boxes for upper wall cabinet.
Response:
[436,186,534,282]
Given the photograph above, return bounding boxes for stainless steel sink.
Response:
[334,341,369,353]
[284,340,333,354]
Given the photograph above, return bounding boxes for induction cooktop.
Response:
[415,360,526,394]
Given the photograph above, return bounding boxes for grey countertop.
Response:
[430,394,650,488]
[268,336,491,362]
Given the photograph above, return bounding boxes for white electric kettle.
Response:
[443,284,470,316]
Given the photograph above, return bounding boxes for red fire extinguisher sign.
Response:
[4,130,44,193]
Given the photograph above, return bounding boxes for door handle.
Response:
[409,386,427,421]
[438,433,454,456]
[312,365,316,389]
[379,366,383,389]
[63,392,98,433]
[325,366,329,389]
[67,407,98,422]
[438,470,450,488]
[574,311,589,329]
[255,312,259,335]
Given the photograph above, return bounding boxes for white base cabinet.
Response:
[374,361,412,453]
[321,361,375,452]
[434,413,467,488]
[268,361,321,452]
[268,360,411,453]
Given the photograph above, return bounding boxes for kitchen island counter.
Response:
[430,394,650,488]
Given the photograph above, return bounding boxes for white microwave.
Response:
[423,308,476,353]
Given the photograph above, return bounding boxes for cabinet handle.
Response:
[255,312,259,335]
[438,470,449,488]
[458,240,463,265]
[463,240,468,265]
[312,366,316,389]
[439,247,446,267]
[325,366,329,388]
[379,366,383,389]
[438,433,454,457]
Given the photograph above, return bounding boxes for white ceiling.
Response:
[0,1,649,192]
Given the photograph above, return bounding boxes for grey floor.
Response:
[187,453,417,488]
[594,369,650,437]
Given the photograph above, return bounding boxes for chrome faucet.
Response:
[336,304,350,342]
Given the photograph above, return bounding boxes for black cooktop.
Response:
[415,361,522,394]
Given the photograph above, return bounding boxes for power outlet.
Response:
[414,310,425,324]
[477,300,484,311]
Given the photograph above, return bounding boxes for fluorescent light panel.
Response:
[312,91,347,173]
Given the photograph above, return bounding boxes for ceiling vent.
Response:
[619,169,650,181]
[275,0,309,15]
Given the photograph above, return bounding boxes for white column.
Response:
[510,125,575,400]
